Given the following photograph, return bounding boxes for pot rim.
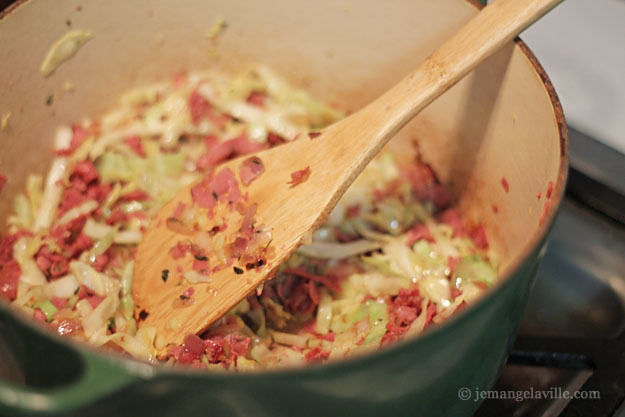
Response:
[0,0,568,381]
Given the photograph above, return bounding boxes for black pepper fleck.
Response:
[161,269,169,282]
[233,266,244,275]
[138,310,149,321]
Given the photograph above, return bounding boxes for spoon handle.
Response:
[335,0,562,163]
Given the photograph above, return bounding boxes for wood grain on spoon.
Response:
[133,0,562,358]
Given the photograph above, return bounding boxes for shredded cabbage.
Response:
[2,66,497,371]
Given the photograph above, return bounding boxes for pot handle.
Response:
[0,306,140,416]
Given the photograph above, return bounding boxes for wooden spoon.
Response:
[133,0,562,357]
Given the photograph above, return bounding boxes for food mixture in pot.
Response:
[0,67,497,370]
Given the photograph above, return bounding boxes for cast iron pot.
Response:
[0,0,567,415]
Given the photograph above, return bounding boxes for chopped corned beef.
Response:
[501,177,510,193]
[402,163,450,209]
[227,334,251,358]
[196,135,267,170]
[35,246,69,279]
[282,267,343,293]
[449,286,462,300]
[448,256,460,276]
[189,90,213,125]
[55,318,79,336]
[91,252,110,272]
[191,168,242,210]
[71,160,99,190]
[172,202,187,219]
[546,181,554,199]
[382,288,423,345]
[239,156,265,186]
[77,286,105,309]
[407,223,435,246]
[468,225,488,249]
[439,209,465,237]
[119,189,150,202]
[124,135,145,157]
[33,308,47,322]
[287,166,311,187]
[277,275,319,315]
[55,124,92,156]
[267,132,286,145]
[170,241,192,259]
[205,335,226,363]
[346,205,360,219]
[189,89,232,128]
[306,347,330,363]
[315,332,336,342]
[51,296,67,309]
[0,259,20,301]
[181,287,195,299]
[539,200,550,225]
[246,91,266,107]
[51,216,93,257]
[58,160,110,217]
[192,258,210,275]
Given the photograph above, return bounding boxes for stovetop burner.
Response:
[476,127,625,416]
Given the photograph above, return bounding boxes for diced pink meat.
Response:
[71,160,99,190]
[123,136,145,157]
[501,177,510,193]
[305,347,330,363]
[196,141,233,170]
[226,334,251,358]
[246,91,266,107]
[51,296,67,309]
[287,166,311,187]
[407,223,435,246]
[0,259,20,301]
[33,308,47,322]
[189,90,213,125]
[55,124,92,156]
[282,268,343,293]
[230,136,267,155]
[181,287,195,298]
[77,286,104,309]
[440,209,466,237]
[468,225,489,249]
[50,216,93,258]
[192,258,210,275]
[35,246,69,279]
[191,168,242,210]
[546,181,554,199]
[183,333,206,357]
[119,189,150,202]
[239,156,265,186]
[55,318,79,336]
[172,202,187,219]
[170,241,191,259]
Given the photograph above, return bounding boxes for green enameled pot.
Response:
[0,0,567,415]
